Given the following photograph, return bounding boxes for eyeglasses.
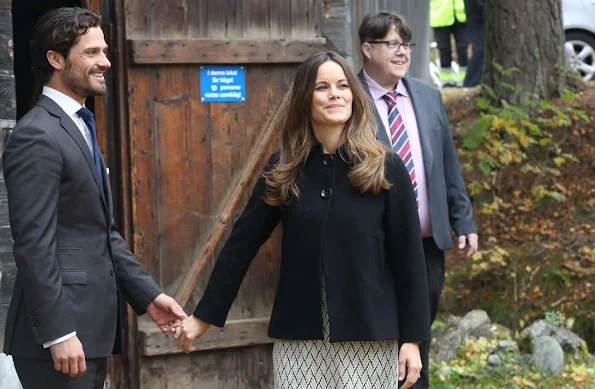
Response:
[367,41,415,52]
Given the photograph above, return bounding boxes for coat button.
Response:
[320,188,333,199]
[110,269,116,276]
[322,154,334,167]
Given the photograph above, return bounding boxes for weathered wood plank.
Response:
[123,0,150,40]
[207,0,228,38]
[225,0,245,38]
[140,344,273,389]
[186,0,209,37]
[138,317,272,356]
[0,225,12,252]
[243,0,271,38]
[290,0,320,38]
[0,250,16,346]
[0,251,16,305]
[128,68,161,282]
[152,66,206,292]
[0,74,15,120]
[151,0,188,38]
[0,199,9,226]
[128,38,327,64]
[0,303,9,349]
[0,9,14,72]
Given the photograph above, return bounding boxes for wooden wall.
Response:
[121,1,325,387]
[0,0,16,350]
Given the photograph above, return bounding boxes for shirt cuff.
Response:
[42,331,77,349]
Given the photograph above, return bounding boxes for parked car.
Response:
[563,0,595,81]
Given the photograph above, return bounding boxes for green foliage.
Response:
[545,310,565,327]
[460,93,583,208]
[429,349,595,388]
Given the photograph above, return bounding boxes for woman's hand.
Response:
[174,315,211,353]
[398,342,422,389]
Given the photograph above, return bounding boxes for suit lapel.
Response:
[357,70,391,147]
[403,77,434,173]
[37,95,109,212]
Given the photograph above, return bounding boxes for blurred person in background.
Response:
[430,0,470,87]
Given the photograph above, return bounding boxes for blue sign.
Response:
[200,66,246,103]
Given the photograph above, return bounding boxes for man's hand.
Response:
[398,342,422,389]
[175,315,211,354]
[49,336,86,377]
[458,233,479,258]
[146,293,188,333]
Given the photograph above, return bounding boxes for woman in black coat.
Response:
[175,51,430,389]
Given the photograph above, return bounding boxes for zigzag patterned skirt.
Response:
[272,275,400,389]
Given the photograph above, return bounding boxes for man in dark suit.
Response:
[3,7,187,389]
[357,12,478,388]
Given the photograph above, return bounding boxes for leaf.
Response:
[462,115,492,150]
[547,191,567,202]
[478,160,493,174]
[518,133,530,148]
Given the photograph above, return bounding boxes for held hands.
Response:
[50,335,86,377]
[398,342,422,389]
[146,293,188,333]
[174,315,211,354]
[458,233,479,258]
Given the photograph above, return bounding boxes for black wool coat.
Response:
[194,145,431,343]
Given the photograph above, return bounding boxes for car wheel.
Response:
[565,31,595,81]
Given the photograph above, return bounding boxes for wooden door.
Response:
[121,1,325,388]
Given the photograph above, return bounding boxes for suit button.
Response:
[320,188,333,199]
[110,269,116,276]
[322,154,334,167]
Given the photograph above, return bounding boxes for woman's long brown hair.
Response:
[263,51,391,206]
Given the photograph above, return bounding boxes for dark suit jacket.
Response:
[3,95,161,359]
[194,146,431,343]
[358,71,477,250]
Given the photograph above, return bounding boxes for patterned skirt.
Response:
[272,276,399,389]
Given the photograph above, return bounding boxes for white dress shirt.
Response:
[42,86,94,154]
[40,86,90,348]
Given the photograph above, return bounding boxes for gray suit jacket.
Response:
[358,71,477,250]
[3,95,161,359]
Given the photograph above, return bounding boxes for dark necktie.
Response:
[77,107,104,188]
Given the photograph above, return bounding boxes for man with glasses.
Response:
[357,11,478,388]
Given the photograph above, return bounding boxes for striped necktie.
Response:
[382,91,419,207]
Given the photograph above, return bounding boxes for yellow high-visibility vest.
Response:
[430,0,467,27]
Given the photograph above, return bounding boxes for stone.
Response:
[520,320,587,357]
[458,310,490,334]
[498,340,520,352]
[532,336,564,375]
[447,314,462,326]
[0,353,22,389]
[434,329,463,363]
[437,365,452,380]
[487,353,503,366]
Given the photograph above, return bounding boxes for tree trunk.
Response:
[484,0,565,106]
